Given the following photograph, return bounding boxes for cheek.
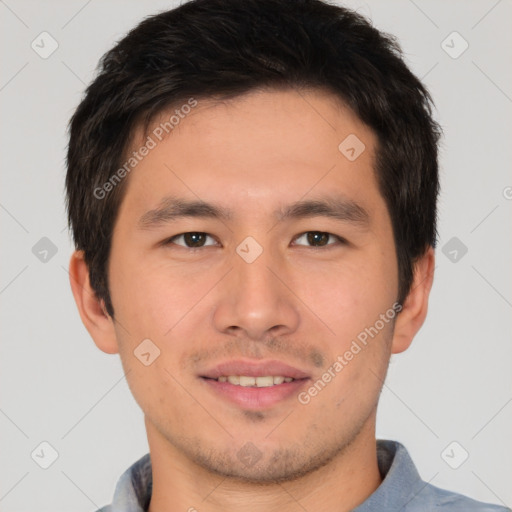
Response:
[296,323,393,437]
[109,251,192,335]
[300,257,396,343]
[120,351,183,425]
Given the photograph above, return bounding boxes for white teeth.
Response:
[256,376,274,387]
[239,376,256,386]
[216,375,294,387]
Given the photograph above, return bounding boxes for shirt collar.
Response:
[110,452,152,512]
[352,440,427,511]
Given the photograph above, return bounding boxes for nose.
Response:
[212,245,300,342]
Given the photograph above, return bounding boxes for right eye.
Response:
[162,232,219,249]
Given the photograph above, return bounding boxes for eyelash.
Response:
[162,231,347,250]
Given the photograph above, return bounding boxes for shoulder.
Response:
[91,452,152,512]
[375,440,509,512]
[406,481,511,511]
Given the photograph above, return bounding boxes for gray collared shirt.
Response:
[96,440,510,512]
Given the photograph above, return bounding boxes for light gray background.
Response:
[1,1,511,511]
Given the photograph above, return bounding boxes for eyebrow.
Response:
[137,194,370,229]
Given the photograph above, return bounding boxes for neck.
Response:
[146,415,382,512]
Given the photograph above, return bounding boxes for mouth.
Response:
[199,359,311,409]
[205,375,296,387]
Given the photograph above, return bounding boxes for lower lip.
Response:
[201,378,309,409]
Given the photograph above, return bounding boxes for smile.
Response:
[213,375,295,387]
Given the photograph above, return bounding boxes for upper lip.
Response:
[200,359,311,380]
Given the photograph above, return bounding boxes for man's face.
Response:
[107,88,399,482]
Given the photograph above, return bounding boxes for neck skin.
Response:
[146,412,382,512]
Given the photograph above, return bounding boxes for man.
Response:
[65,0,509,510]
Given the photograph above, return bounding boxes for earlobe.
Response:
[68,250,119,354]
[391,247,435,354]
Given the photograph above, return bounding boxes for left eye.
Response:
[293,231,344,247]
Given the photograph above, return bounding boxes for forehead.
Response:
[116,88,382,224]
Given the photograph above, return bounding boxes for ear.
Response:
[68,250,119,354]
[391,247,435,354]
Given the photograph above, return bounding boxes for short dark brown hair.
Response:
[66,0,441,318]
